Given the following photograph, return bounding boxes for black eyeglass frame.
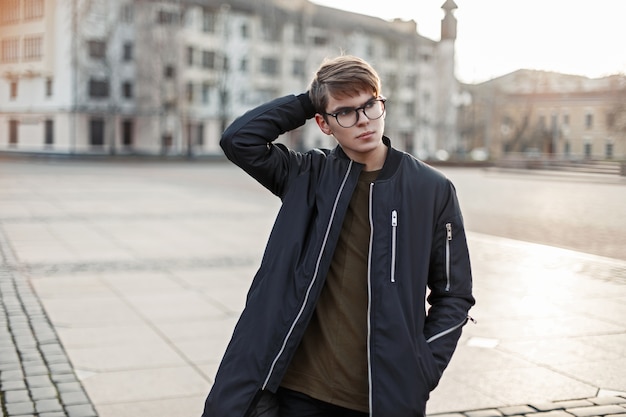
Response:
[323,97,387,128]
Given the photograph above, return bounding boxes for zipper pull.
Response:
[446,223,452,240]
[391,210,398,226]
[467,315,477,324]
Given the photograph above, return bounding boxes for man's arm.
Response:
[424,181,475,377]
[220,93,316,197]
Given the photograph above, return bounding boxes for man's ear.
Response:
[315,114,333,136]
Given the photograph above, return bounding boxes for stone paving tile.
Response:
[566,405,626,417]
[429,396,626,417]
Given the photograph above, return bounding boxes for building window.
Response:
[44,119,53,145]
[89,79,109,98]
[1,1,20,24]
[202,9,215,32]
[187,46,194,66]
[122,119,133,147]
[45,78,52,97]
[240,24,249,38]
[88,40,106,59]
[584,142,592,159]
[90,118,105,146]
[164,65,175,78]
[120,4,134,23]
[240,58,248,72]
[10,81,18,99]
[292,59,305,77]
[585,113,593,129]
[312,35,327,46]
[123,42,133,61]
[606,141,614,159]
[406,46,417,60]
[385,42,398,59]
[405,102,415,117]
[261,18,281,41]
[563,114,570,126]
[293,23,305,45]
[186,82,194,103]
[157,10,178,25]
[23,35,43,61]
[24,0,44,20]
[1,38,20,62]
[162,134,172,150]
[122,81,133,98]
[564,141,571,156]
[202,83,210,104]
[406,75,417,89]
[202,50,215,69]
[196,124,204,146]
[260,57,279,76]
[9,120,18,145]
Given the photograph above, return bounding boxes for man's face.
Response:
[315,90,386,165]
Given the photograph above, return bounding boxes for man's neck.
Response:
[361,144,388,172]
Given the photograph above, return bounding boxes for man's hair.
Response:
[309,55,382,114]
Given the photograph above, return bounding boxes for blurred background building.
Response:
[0,0,624,162]
[0,0,459,158]
[458,70,626,163]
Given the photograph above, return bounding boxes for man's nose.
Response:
[356,108,368,123]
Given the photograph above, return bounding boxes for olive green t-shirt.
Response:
[280,169,380,413]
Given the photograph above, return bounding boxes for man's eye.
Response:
[337,109,353,117]
[365,101,376,109]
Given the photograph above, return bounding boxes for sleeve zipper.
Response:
[445,222,452,292]
[426,315,476,344]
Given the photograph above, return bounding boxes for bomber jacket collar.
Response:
[331,136,403,181]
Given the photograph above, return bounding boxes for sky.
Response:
[310,0,626,84]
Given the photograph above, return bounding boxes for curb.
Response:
[430,395,626,417]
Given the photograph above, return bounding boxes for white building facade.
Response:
[0,0,460,157]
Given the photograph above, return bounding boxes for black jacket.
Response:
[202,93,475,417]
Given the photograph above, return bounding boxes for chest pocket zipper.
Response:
[445,222,452,291]
[391,210,398,283]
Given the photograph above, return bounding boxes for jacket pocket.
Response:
[417,335,439,391]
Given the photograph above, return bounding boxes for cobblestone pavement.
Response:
[1,159,625,417]
[0,267,96,417]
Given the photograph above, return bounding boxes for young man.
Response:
[201,55,475,417]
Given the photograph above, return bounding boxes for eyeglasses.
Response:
[324,97,386,128]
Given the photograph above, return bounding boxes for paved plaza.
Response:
[1,158,625,417]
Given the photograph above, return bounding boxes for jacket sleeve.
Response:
[424,180,475,377]
[220,93,317,197]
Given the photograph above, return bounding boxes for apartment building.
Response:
[0,0,460,157]
[459,70,626,160]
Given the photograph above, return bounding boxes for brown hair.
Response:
[309,55,382,114]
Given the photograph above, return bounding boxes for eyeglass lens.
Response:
[336,100,385,128]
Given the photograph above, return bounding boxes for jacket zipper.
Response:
[426,315,475,344]
[445,222,452,292]
[390,210,398,283]
[367,182,374,416]
[262,161,354,390]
